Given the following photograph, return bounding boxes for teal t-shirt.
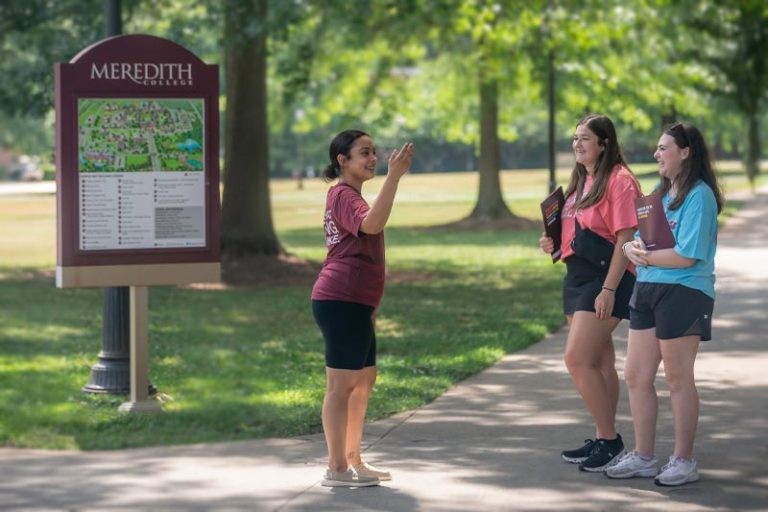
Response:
[636,180,718,299]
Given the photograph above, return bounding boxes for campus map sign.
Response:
[56,35,220,287]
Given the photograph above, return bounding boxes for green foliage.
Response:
[0,0,104,116]
[0,1,765,174]
[123,0,221,63]
[0,112,55,157]
[677,0,768,109]
[670,0,768,178]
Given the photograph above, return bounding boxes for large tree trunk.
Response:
[745,107,761,189]
[469,67,513,221]
[547,48,556,193]
[221,0,281,257]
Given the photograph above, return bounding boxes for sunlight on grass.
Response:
[261,389,317,407]
[0,356,75,372]
[156,355,182,368]
[374,317,408,338]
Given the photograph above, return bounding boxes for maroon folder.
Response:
[635,194,675,250]
[540,186,565,262]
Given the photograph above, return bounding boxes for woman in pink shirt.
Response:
[311,130,414,487]
[539,114,642,473]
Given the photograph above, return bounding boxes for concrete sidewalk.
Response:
[2,193,768,511]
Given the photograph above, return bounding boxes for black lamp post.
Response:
[82,0,153,396]
[105,0,121,36]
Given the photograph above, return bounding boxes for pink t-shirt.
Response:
[560,165,641,270]
[311,183,385,308]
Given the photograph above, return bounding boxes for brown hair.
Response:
[564,114,632,209]
[657,123,724,213]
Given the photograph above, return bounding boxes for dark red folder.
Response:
[635,194,675,250]
[540,186,565,262]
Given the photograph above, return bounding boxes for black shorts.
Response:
[312,299,376,370]
[563,255,635,320]
[629,282,714,341]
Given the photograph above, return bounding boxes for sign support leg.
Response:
[118,286,162,413]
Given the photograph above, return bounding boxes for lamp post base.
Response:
[82,359,130,394]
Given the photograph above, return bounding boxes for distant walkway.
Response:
[2,191,768,511]
[0,180,55,196]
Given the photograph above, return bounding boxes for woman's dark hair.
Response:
[323,129,369,182]
[564,114,633,209]
[658,122,724,214]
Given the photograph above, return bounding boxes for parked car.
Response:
[8,156,44,181]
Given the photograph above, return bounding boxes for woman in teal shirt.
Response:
[607,123,724,487]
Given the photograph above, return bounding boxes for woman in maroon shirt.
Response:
[311,130,414,487]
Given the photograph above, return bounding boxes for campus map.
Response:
[78,98,204,173]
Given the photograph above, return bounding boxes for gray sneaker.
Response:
[321,467,380,487]
[605,451,658,479]
[654,456,699,486]
[353,461,392,481]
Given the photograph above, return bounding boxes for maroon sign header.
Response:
[56,34,220,286]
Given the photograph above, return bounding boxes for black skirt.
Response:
[562,255,635,320]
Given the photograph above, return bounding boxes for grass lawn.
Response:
[0,163,762,450]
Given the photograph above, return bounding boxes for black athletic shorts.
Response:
[311,299,376,370]
[563,255,635,320]
[629,282,714,341]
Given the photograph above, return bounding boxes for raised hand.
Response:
[388,142,414,179]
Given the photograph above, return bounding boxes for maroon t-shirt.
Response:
[311,183,385,308]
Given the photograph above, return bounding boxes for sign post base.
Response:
[118,285,162,414]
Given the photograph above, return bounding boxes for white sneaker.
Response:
[321,467,380,487]
[654,456,700,486]
[353,461,392,481]
[605,451,658,479]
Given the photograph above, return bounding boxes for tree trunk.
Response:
[221,0,281,257]
[547,48,556,193]
[469,67,513,220]
[745,108,760,188]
